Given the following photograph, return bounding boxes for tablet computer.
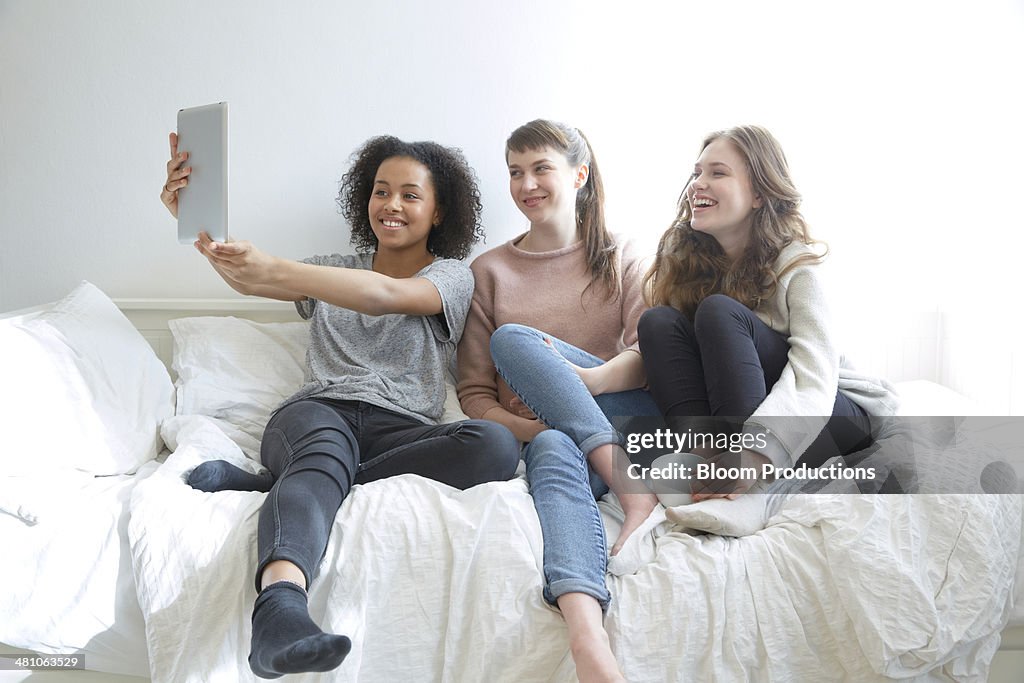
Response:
[176,102,228,244]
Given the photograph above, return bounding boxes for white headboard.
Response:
[4,297,1013,413]
[113,298,303,373]
[0,296,944,383]
[836,310,942,385]
[111,301,948,385]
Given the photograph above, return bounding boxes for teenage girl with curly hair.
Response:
[161,133,519,678]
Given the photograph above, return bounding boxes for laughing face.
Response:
[367,156,440,254]
[506,146,586,229]
[687,138,762,255]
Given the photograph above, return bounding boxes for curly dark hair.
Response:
[337,136,484,260]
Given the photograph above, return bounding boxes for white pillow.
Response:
[889,380,977,448]
[893,380,983,416]
[168,316,469,449]
[169,316,310,444]
[0,282,174,475]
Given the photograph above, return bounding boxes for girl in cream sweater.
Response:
[640,125,896,502]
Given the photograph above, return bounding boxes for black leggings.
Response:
[255,398,520,591]
[637,296,871,468]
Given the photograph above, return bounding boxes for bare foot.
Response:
[610,490,659,556]
[570,630,627,683]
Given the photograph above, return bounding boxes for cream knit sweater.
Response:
[743,241,899,468]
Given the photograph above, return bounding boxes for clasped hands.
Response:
[689,449,773,501]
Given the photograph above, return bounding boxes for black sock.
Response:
[248,581,351,679]
[187,460,275,493]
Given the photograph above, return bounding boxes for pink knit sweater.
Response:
[456,233,649,419]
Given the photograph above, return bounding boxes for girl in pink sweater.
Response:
[457,119,659,683]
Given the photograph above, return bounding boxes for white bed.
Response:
[1,281,1022,682]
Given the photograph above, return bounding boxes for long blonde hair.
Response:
[506,119,620,301]
[644,125,826,316]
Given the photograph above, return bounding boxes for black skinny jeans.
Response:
[637,295,872,468]
[255,398,520,591]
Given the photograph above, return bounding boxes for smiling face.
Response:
[506,146,587,231]
[687,137,763,257]
[367,156,439,255]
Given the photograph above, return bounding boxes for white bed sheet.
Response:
[0,463,158,677]
[128,414,1021,682]
[895,381,1024,628]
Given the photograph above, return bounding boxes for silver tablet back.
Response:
[176,102,228,244]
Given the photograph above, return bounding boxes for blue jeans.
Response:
[490,324,659,609]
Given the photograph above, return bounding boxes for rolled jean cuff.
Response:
[577,429,623,456]
[544,577,612,613]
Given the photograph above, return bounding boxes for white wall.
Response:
[2,1,1022,408]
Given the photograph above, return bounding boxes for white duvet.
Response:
[129,415,1022,682]
[0,465,156,677]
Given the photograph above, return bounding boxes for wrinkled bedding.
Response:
[0,465,158,677]
[127,415,1022,682]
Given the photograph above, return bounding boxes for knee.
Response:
[489,323,538,365]
[480,421,521,480]
[638,305,688,353]
[265,400,337,439]
[523,429,581,471]
[261,401,356,472]
[461,420,521,482]
[693,294,746,337]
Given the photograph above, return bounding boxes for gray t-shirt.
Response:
[278,253,474,424]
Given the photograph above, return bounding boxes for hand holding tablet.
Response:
[162,102,229,244]
[161,133,189,218]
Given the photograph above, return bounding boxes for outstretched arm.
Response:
[193,233,305,302]
[159,133,447,315]
[196,235,443,316]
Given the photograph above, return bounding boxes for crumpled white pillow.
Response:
[0,281,174,475]
[169,316,310,453]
